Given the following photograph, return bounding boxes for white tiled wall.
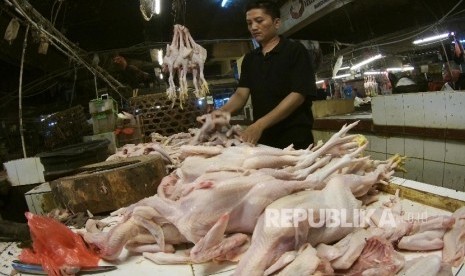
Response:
[424,139,446,162]
[443,163,465,191]
[312,129,465,191]
[365,91,465,190]
[403,93,425,128]
[423,92,447,128]
[371,97,387,125]
[384,94,405,126]
[445,141,465,166]
[404,137,424,158]
[372,91,465,129]
[423,160,445,187]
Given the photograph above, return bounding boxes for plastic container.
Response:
[89,95,118,115]
[92,111,117,134]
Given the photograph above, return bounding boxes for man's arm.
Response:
[219,87,250,114]
[241,92,305,144]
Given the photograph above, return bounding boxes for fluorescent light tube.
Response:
[155,0,160,14]
[351,54,383,70]
[413,32,450,45]
[364,71,384,75]
[221,0,228,7]
[333,73,351,79]
[339,66,350,70]
[387,66,414,72]
[158,49,163,66]
[315,80,324,84]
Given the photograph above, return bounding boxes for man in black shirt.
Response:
[216,0,316,149]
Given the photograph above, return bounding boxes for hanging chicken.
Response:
[162,24,209,107]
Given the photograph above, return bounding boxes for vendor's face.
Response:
[246,8,280,44]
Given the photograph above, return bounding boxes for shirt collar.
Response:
[253,36,286,55]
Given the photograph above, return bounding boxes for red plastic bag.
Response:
[19,212,100,276]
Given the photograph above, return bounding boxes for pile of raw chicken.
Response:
[83,111,465,275]
[162,24,209,107]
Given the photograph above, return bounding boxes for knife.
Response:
[12,260,117,274]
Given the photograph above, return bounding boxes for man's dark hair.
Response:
[246,1,280,19]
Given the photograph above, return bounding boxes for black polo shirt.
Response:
[238,37,317,149]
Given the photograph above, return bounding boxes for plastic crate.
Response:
[89,95,118,115]
[92,111,117,134]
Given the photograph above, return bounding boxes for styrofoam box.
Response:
[3,157,45,186]
[25,182,58,215]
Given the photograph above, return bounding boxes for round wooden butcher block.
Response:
[49,155,166,215]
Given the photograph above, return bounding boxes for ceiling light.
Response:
[315,80,324,84]
[339,66,350,70]
[140,0,160,20]
[332,55,343,77]
[413,32,450,45]
[155,0,160,15]
[386,66,414,72]
[333,73,351,79]
[350,54,383,70]
[221,0,229,7]
[158,49,163,66]
[364,71,384,75]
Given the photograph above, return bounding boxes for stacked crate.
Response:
[115,115,143,147]
[40,105,91,150]
[129,93,204,138]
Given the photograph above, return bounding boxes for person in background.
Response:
[113,55,152,89]
[215,0,316,149]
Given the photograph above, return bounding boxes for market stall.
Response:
[1,1,465,276]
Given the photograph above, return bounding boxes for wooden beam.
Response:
[378,183,465,213]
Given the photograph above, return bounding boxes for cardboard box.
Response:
[311,99,355,118]
[3,157,45,186]
[24,182,59,215]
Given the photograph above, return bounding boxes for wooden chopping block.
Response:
[49,155,166,214]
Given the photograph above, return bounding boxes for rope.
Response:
[19,24,30,158]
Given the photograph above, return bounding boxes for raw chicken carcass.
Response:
[173,25,192,103]
[273,244,328,276]
[442,206,465,266]
[81,206,187,260]
[397,215,455,251]
[316,228,375,270]
[397,255,452,276]
[233,178,363,276]
[106,140,367,263]
[183,26,209,98]
[338,236,404,275]
[162,24,209,106]
[162,25,181,99]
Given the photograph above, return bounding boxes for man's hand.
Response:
[240,121,265,145]
[210,109,230,117]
